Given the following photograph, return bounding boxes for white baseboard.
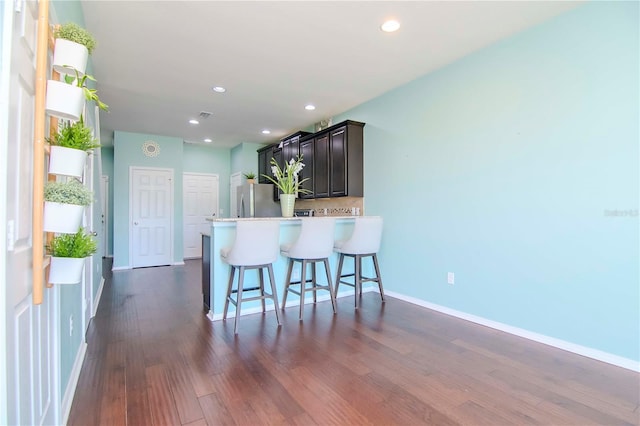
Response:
[111,265,130,271]
[385,290,640,373]
[92,277,105,317]
[61,341,87,425]
[113,262,185,270]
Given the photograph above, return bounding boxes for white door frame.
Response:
[100,175,109,257]
[82,147,95,335]
[128,166,174,268]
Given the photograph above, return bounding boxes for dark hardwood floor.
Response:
[68,259,640,425]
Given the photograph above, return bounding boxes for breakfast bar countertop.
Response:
[206,216,360,222]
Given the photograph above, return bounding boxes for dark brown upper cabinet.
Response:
[256,121,364,200]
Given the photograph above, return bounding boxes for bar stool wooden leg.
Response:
[299,259,307,320]
[373,254,385,301]
[354,254,361,309]
[282,259,294,309]
[267,264,281,326]
[258,268,266,313]
[312,262,317,304]
[335,254,344,297]
[223,266,236,321]
[324,258,336,314]
[234,266,246,334]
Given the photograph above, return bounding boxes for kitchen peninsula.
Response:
[202,216,374,320]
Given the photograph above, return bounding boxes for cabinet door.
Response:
[272,147,283,201]
[258,148,268,183]
[314,133,330,198]
[282,137,300,164]
[299,139,314,199]
[329,127,347,197]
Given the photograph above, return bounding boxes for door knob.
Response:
[134,221,139,225]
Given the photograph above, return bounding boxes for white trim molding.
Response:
[111,265,131,271]
[385,290,640,373]
[92,277,105,317]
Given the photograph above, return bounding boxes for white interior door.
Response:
[230,172,242,218]
[130,167,173,268]
[2,1,57,424]
[183,173,219,259]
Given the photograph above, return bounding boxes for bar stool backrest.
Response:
[286,217,336,259]
[223,220,280,266]
[336,217,383,255]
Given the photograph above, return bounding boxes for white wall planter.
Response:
[52,39,88,76]
[48,146,87,179]
[48,257,85,284]
[45,80,84,121]
[43,202,84,234]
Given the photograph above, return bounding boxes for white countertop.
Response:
[206,216,361,222]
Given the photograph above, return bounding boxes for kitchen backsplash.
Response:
[295,196,364,216]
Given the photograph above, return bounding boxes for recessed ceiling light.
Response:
[381,19,400,33]
[212,86,226,93]
[189,119,199,125]
[262,129,271,135]
[305,104,316,111]
[204,138,212,143]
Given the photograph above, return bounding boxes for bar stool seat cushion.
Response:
[334,217,383,255]
[221,221,280,266]
[281,217,335,260]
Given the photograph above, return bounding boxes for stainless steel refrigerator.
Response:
[237,183,280,218]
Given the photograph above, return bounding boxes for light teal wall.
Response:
[230,142,265,176]
[113,132,184,268]
[101,147,114,256]
[335,2,639,361]
[183,144,231,217]
[51,0,102,402]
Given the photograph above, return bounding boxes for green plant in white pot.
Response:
[52,22,96,76]
[45,70,108,121]
[47,118,100,179]
[243,172,257,184]
[47,228,97,284]
[43,180,93,234]
[64,71,109,111]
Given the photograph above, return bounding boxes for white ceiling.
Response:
[79,1,581,148]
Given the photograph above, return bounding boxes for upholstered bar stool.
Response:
[334,216,385,309]
[281,217,337,320]
[221,220,281,334]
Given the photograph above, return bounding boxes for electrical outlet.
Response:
[69,315,74,336]
[447,272,455,285]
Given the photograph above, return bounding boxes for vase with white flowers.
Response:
[261,154,311,217]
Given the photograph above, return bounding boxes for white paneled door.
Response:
[130,168,173,268]
[2,1,57,425]
[230,172,242,219]
[183,173,219,258]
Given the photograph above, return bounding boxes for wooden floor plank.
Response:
[67,259,640,426]
[145,363,182,426]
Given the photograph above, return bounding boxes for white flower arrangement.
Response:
[262,154,312,195]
